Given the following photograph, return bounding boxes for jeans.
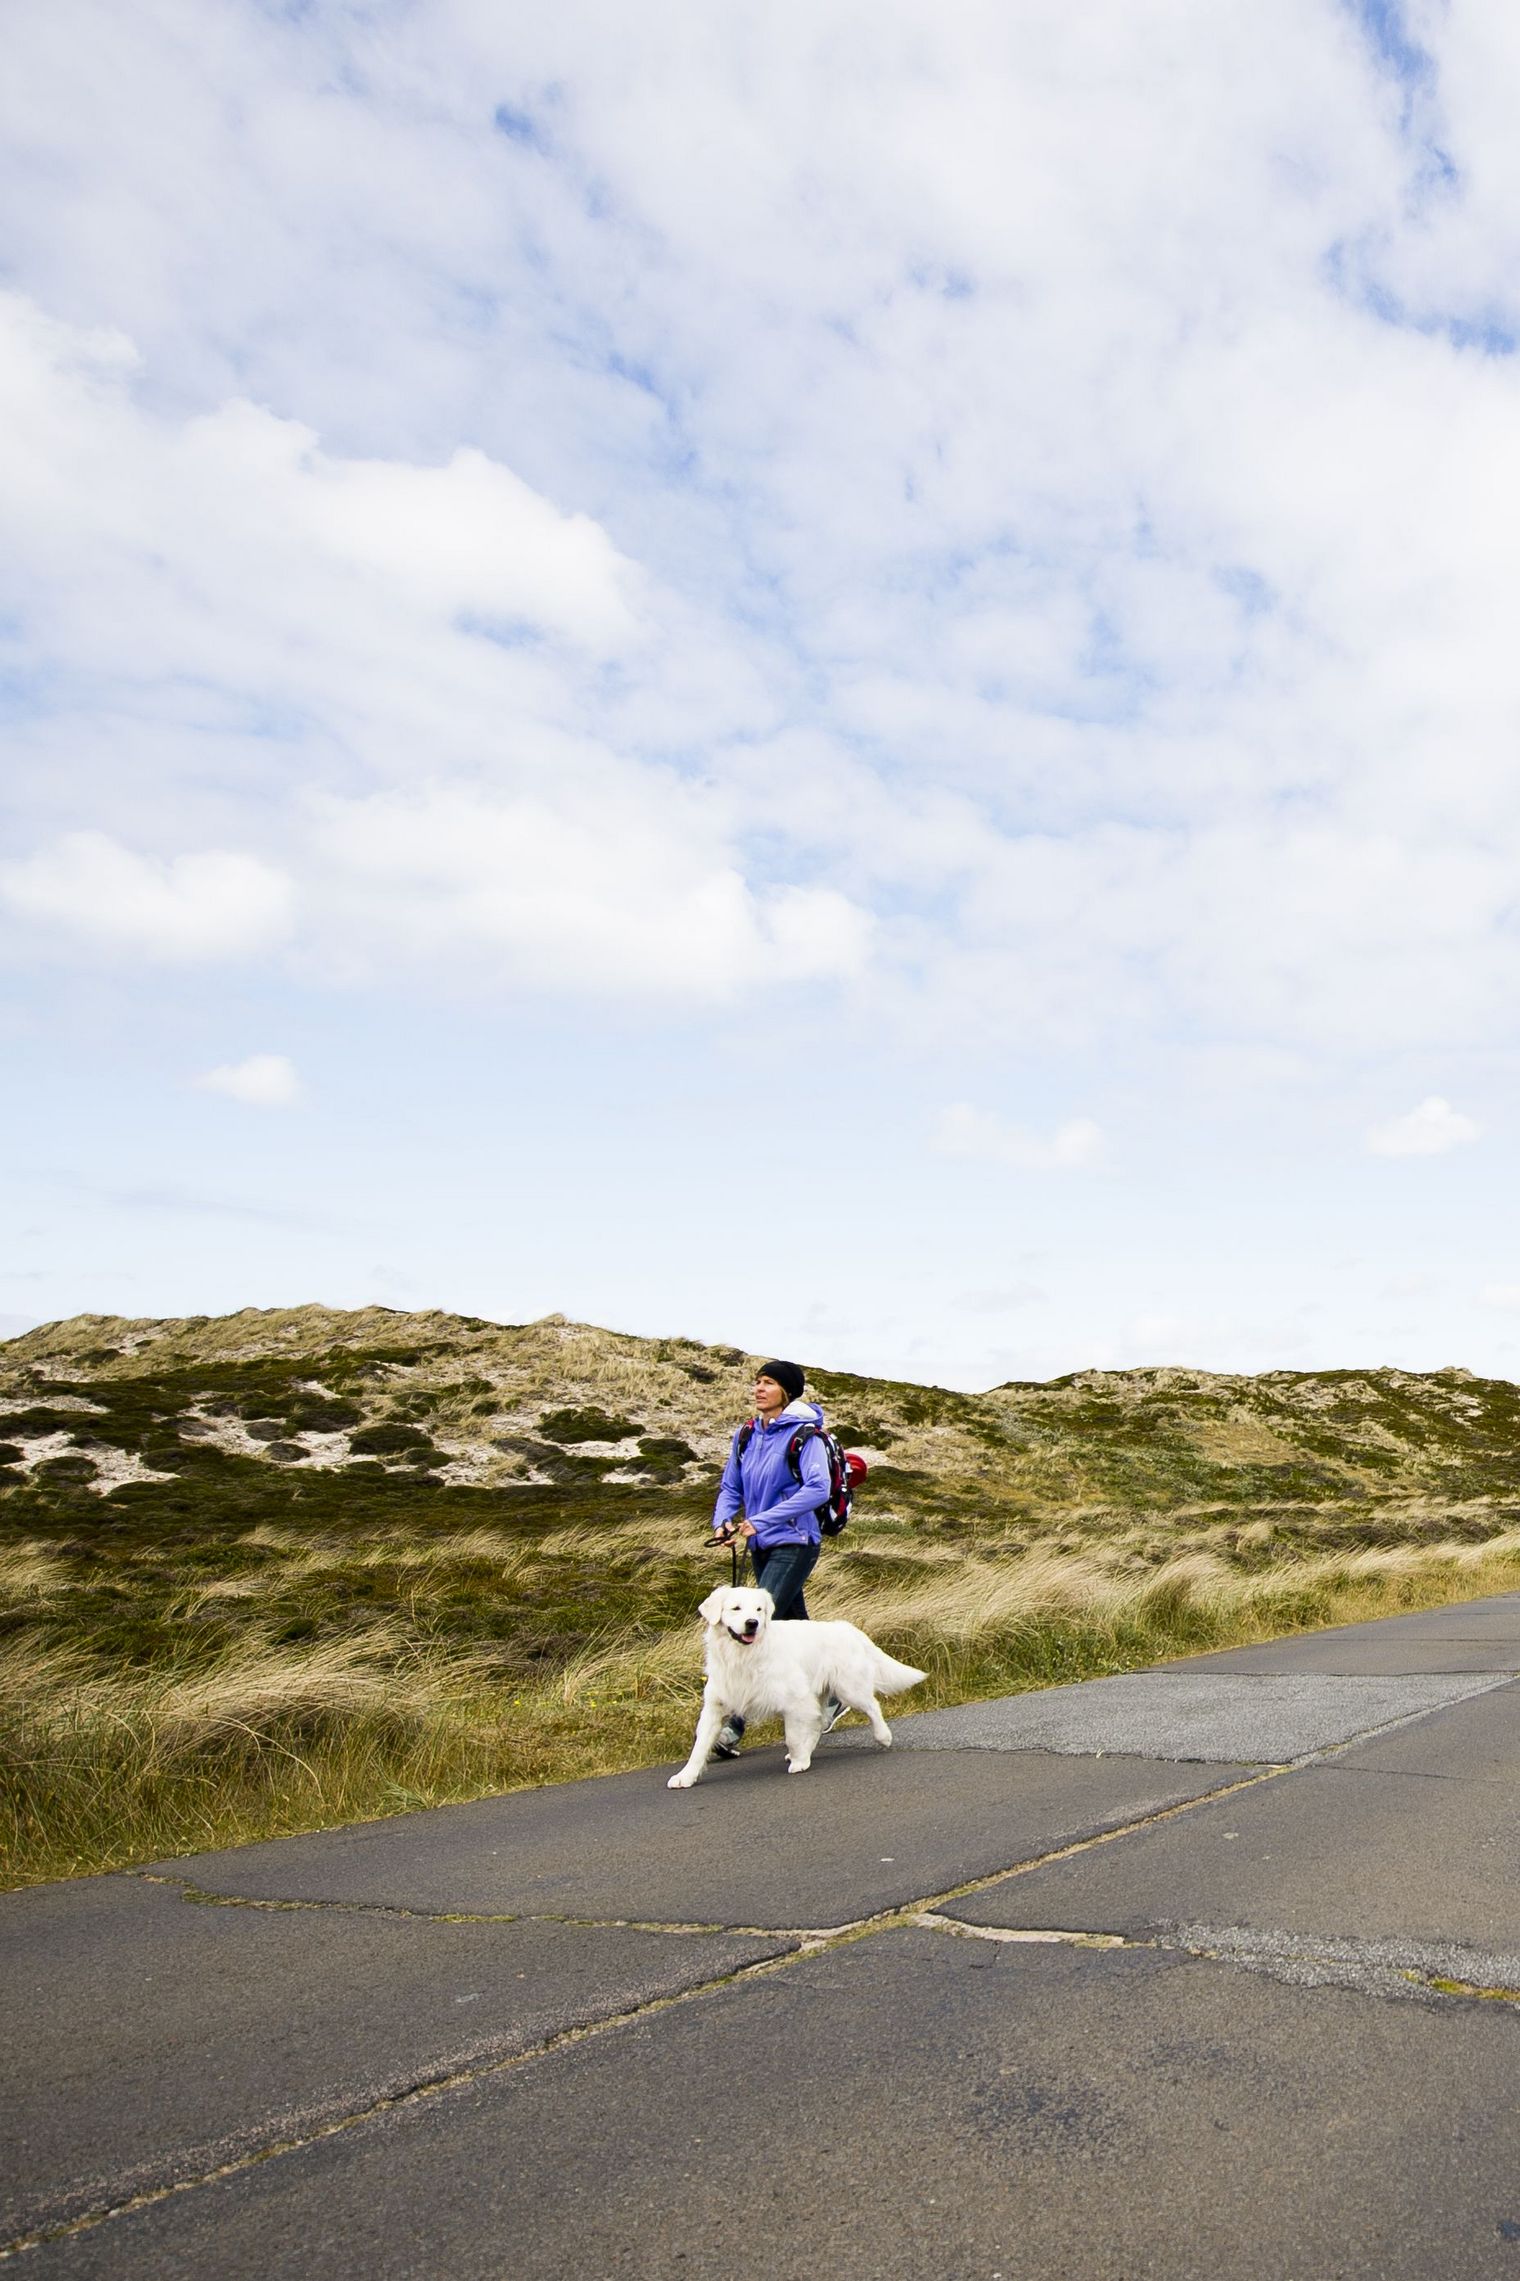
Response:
[750,1538,820,1620]
[721,1539,825,1743]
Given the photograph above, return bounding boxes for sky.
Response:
[4,0,1520,1390]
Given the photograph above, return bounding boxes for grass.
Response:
[8,1488,1520,1890]
[7,1305,1520,1890]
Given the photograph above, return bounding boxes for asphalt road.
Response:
[8,1593,1520,2278]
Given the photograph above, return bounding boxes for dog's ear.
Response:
[697,1588,729,1626]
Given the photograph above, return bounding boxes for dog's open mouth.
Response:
[725,1625,760,1644]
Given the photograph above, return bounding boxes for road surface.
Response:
[7,1593,1520,2276]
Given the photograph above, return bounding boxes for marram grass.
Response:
[7,1525,1520,1891]
[8,1304,1520,1889]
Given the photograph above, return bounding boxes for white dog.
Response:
[668,1586,926,1787]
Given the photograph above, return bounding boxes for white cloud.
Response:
[172,399,642,652]
[1479,1284,1520,1311]
[294,438,641,648]
[958,1284,1049,1313]
[1380,1274,1444,1300]
[933,1103,1103,1171]
[1130,1313,1192,1352]
[192,1055,301,1109]
[0,832,293,960]
[1115,1308,1317,1368]
[312,783,870,999]
[0,294,866,1002]
[0,298,642,663]
[1366,1096,1481,1158]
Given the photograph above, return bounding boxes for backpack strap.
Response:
[782,1424,815,1482]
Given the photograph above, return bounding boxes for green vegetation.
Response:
[4,1304,1520,1889]
[538,1405,644,1443]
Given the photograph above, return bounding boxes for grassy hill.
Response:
[5,1304,1520,1887]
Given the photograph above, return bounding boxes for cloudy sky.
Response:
[4,0,1520,1388]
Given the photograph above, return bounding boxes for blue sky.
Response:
[4,0,1520,1388]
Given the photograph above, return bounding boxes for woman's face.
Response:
[753,1373,787,1416]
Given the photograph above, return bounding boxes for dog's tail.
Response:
[873,1652,927,1695]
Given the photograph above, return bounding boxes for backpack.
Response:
[733,1419,867,1537]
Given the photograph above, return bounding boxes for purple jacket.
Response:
[711,1399,830,1550]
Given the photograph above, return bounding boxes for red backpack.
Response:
[733,1419,868,1537]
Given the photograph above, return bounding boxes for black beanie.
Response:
[758,1358,805,1403]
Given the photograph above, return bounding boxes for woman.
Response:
[710,1357,840,1757]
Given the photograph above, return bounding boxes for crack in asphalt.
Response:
[913,1912,1520,2008]
[127,1872,744,1937]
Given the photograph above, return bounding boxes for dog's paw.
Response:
[667,1771,698,1789]
[786,1758,812,1774]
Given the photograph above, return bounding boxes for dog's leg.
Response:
[668,1694,726,1789]
[833,1678,895,1746]
[784,1699,825,1774]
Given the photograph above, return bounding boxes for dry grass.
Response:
[9,1523,1520,1892]
[0,1543,74,1600]
[0,1622,652,1889]
[541,1528,1520,1720]
[8,1298,1520,1890]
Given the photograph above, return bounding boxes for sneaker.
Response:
[713,1717,745,1759]
[819,1697,846,1737]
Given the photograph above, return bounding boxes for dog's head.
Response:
[697,1586,775,1646]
